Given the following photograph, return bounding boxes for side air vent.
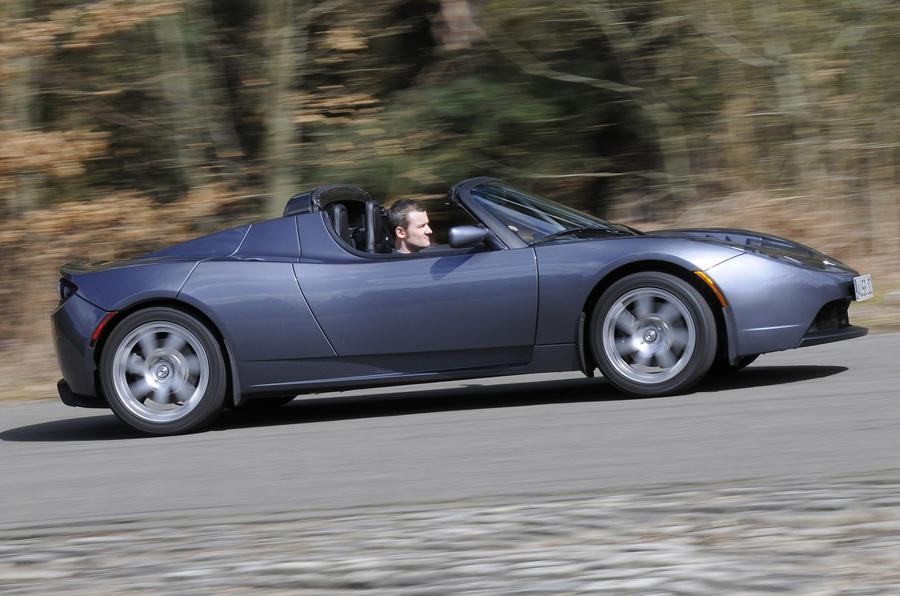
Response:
[806,299,850,333]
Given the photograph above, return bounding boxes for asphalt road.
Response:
[2,332,899,530]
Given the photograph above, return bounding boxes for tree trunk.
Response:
[586,1,698,207]
[153,2,244,194]
[1,0,40,217]
[750,0,824,188]
[432,0,483,51]
[263,0,301,217]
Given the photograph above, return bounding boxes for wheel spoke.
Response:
[634,295,653,319]
[151,386,170,404]
[614,310,637,335]
[669,327,689,350]
[171,378,195,403]
[633,350,653,366]
[138,334,157,358]
[615,336,636,357]
[162,333,186,355]
[183,355,201,377]
[129,378,152,399]
[655,348,677,369]
[125,354,146,375]
[656,302,683,325]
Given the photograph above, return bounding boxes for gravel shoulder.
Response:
[3,476,900,594]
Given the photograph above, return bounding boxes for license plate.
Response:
[854,274,873,301]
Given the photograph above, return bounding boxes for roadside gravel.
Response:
[3,476,899,594]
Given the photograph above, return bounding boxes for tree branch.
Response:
[493,40,642,95]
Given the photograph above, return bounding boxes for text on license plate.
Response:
[854,274,873,301]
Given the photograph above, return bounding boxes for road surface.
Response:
[3,332,898,530]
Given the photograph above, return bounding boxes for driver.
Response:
[389,198,433,254]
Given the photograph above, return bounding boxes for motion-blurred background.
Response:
[1,0,897,399]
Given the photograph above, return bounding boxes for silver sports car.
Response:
[52,177,872,434]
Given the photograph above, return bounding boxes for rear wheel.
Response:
[590,272,717,396]
[100,307,226,435]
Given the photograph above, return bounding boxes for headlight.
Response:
[734,244,853,273]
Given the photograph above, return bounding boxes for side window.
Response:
[469,184,604,244]
[327,197,485,257]
[415,199,480,247]
[469,188,557,243]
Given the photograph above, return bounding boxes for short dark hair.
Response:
[388,198,426,230]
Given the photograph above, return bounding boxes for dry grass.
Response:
[0,184,260,403]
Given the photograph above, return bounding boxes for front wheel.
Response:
[590,272,717,396]
[99,307,227,435]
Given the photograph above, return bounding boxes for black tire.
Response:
[99,307,227,435]
[590,272,717,396]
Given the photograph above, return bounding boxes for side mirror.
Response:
[448,225,488,248]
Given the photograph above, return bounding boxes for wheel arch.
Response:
[91,298,241,408]
[578,260,728,370]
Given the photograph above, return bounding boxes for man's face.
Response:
[398,209,432,253]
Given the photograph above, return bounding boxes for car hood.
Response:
[648,227,854,272]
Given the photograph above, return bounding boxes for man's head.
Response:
[389,198,432,253]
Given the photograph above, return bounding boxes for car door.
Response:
[294,217,538,372]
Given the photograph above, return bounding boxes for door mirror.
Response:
[448,225,488,248]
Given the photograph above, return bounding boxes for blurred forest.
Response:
[1,0,898,398]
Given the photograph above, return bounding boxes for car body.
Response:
[52,177,871,434]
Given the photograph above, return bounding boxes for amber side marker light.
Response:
[694,271,727,308]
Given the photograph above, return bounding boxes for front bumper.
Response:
[798,325,868,348]
[797,297,868,347]
[708,254,867,357]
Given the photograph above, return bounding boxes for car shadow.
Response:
[0,413,143,442]
[696,364,847,392]
[0,364,847,441]
[214,376,614,432]
[213,364,848,432]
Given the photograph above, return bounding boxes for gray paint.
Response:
[51,178,867,409]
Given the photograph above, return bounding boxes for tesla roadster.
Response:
[52,177,872,434]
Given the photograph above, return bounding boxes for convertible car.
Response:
[52,177,873,434]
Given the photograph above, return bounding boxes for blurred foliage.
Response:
[1,0,899,387]
[2,0,896,213]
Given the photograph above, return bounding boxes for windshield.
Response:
[469,182,612,244]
